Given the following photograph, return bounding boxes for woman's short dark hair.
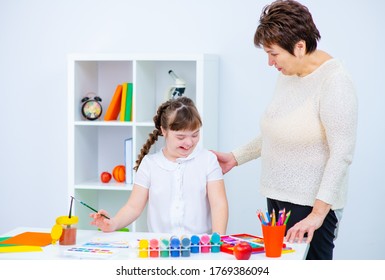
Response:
[254,0,321,55]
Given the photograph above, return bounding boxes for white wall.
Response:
[0,0,384,259]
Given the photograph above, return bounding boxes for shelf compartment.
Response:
[68,53,218,231]
[135,60,197,122]
[71,60,133,122]
[73,125,133,186]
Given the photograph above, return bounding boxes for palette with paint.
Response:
[220,233,287,254]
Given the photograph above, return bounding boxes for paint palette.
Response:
[220,233,287,255]
[81,241,130,248]
[63,247,119,258]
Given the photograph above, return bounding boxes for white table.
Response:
[0,227,308,260]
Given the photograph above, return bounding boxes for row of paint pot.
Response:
[137,232,221,258]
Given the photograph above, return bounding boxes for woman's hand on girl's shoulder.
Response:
[210,150,237,174]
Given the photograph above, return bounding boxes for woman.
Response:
[213,0,357,259]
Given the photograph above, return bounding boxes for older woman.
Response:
[213,0,357,259]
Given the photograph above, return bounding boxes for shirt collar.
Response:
[153,147,201,171]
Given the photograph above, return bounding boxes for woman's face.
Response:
[263,44,302,76]
[162,128,200,161]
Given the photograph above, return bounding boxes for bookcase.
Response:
[67,53,219,231]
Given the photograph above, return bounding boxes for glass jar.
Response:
[55,216,79,245]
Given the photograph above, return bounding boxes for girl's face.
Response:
[162,128,200,161]
[263,44,303,76]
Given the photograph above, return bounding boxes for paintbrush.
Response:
[71,196,110,219]
[68,196,74,218]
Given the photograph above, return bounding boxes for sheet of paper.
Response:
[0,245,42,253]
[0,232,52,247]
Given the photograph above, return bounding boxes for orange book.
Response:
[104,84,123,121]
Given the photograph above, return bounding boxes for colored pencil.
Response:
[284,210,291,225]
[272,209,276,226]
[265,209,270,224]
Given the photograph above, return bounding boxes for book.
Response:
[125,138,133,184]
[119,83,128,121]
[124,83,133,121]
[104,84,123,121]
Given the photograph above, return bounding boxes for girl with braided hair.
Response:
[90,97,228,234]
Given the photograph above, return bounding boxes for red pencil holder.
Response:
[262,225,286,257]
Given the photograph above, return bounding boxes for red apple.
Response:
[100,172,112,183]
[233,241,252,260]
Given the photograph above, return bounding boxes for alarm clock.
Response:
[81,92,102,120]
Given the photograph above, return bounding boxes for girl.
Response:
[90,97,228,234]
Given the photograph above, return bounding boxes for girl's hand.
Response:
[89,209,116,232]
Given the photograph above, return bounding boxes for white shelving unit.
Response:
[67,53,219,231]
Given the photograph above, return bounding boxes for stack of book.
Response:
[104,82,133,121]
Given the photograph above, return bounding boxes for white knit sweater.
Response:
[233,59,357,210]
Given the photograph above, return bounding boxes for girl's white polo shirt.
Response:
[134,147,223,235]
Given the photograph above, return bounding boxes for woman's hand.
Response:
[285,212,324,244]
[89,209,116,232]
[210,150,238,174]
[285,199,331,243]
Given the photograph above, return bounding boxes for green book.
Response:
[124,83,133,121]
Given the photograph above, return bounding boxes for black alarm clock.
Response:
[81,92,103,120]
